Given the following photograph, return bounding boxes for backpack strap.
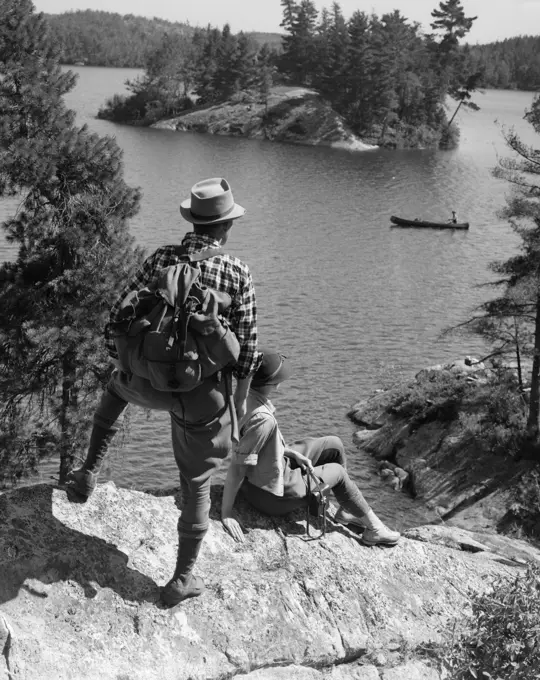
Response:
[173,245,224,263]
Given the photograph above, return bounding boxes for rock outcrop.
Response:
[153,88,377,151]
[1,482,539,680]
[348,357,540,538]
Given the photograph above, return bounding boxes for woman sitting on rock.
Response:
[221,349,400,547]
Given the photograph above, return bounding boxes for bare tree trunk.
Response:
[58,352,77,483]
[447,99,464,128]
[514,316,523,391]
[526,295,540,441]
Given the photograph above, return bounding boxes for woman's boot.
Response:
[160,535,205,607]
[335,507,400,546]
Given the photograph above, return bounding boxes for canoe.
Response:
[390,215,470,229]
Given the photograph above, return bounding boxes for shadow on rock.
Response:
[0,484,159,606]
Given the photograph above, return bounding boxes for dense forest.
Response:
[46,10,282,68]
[470,36,540,91]
[45,8,539,93]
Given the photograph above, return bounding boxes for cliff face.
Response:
[347,358,540,541]
[152,87,377,151]
[1,482,539,680]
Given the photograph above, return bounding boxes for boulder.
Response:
[1,482,538,680]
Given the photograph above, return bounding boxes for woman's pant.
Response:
[242,435,371,518]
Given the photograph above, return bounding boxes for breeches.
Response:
[94,370,232,539]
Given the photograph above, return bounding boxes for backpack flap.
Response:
[112,247,240,392]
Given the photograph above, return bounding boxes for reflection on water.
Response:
[0,68,534,527]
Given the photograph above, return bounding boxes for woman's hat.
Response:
[252,350,292,387]
[180,177,246,225]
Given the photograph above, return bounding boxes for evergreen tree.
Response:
[0,0,143,485]
[193,26,222,104]
[211,24,238,101]
[254,43,277,112]
[293,0,319,85]
[279,0,318,85]
[279,0,299,79]
[234,33,258,92]
[363,14,399,137]
[429,0,477,94]
[314,2,349,103]
[489,101,540,447]
[344,10,373,131]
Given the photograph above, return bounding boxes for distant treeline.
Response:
[45,10,540,93]
[470,36,540,91]
[45,10,282,67]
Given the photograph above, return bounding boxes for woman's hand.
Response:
[285,448,314,472]
[235,398,247,422]
[222,515,245,543]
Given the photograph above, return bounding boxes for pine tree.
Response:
[293,0,319,86]
[429,0,478,95]
[193,26,222,104]
[0,0,143,485]
[278,0,318,86]
[234,33,258,92]
[344,10,373,131]
[455,98,540,454]
[279,0,299,80]
[211,24,239,101]
[254,43,277,113]
[313,3,349,103]
[489,101,540,447]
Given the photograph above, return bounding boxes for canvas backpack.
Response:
[109,246,240,392]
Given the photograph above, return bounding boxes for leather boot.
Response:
[65,423,119,502]
[160,535,205,607]
[335,507,400,547]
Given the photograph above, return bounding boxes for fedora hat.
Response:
[251,350,292,387]
[180,177,246,225]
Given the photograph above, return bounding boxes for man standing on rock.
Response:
[66,177,259,607]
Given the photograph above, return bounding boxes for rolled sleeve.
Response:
[231,271,259,380]
[232,413,274,467]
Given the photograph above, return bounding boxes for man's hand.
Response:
[285,448,314,472]
[222,515,245,543]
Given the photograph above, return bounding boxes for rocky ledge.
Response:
[348,356,540,540]
[152,87,377,151]
[1,481,539,680]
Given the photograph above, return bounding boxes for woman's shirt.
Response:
[233,391,285,495]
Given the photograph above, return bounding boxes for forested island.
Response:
[44,2,540,150]
[89,0,485,150]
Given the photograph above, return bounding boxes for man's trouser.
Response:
[92,370,232,540]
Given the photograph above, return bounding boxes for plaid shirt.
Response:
[105,232,259,379]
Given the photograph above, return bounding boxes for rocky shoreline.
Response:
[152,87,379,151]
[348,356,539,542]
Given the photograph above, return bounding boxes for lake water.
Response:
[1,67,536,529]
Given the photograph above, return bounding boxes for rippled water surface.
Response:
[1,68,535,527]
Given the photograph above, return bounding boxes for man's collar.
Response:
[182,232,222,249]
